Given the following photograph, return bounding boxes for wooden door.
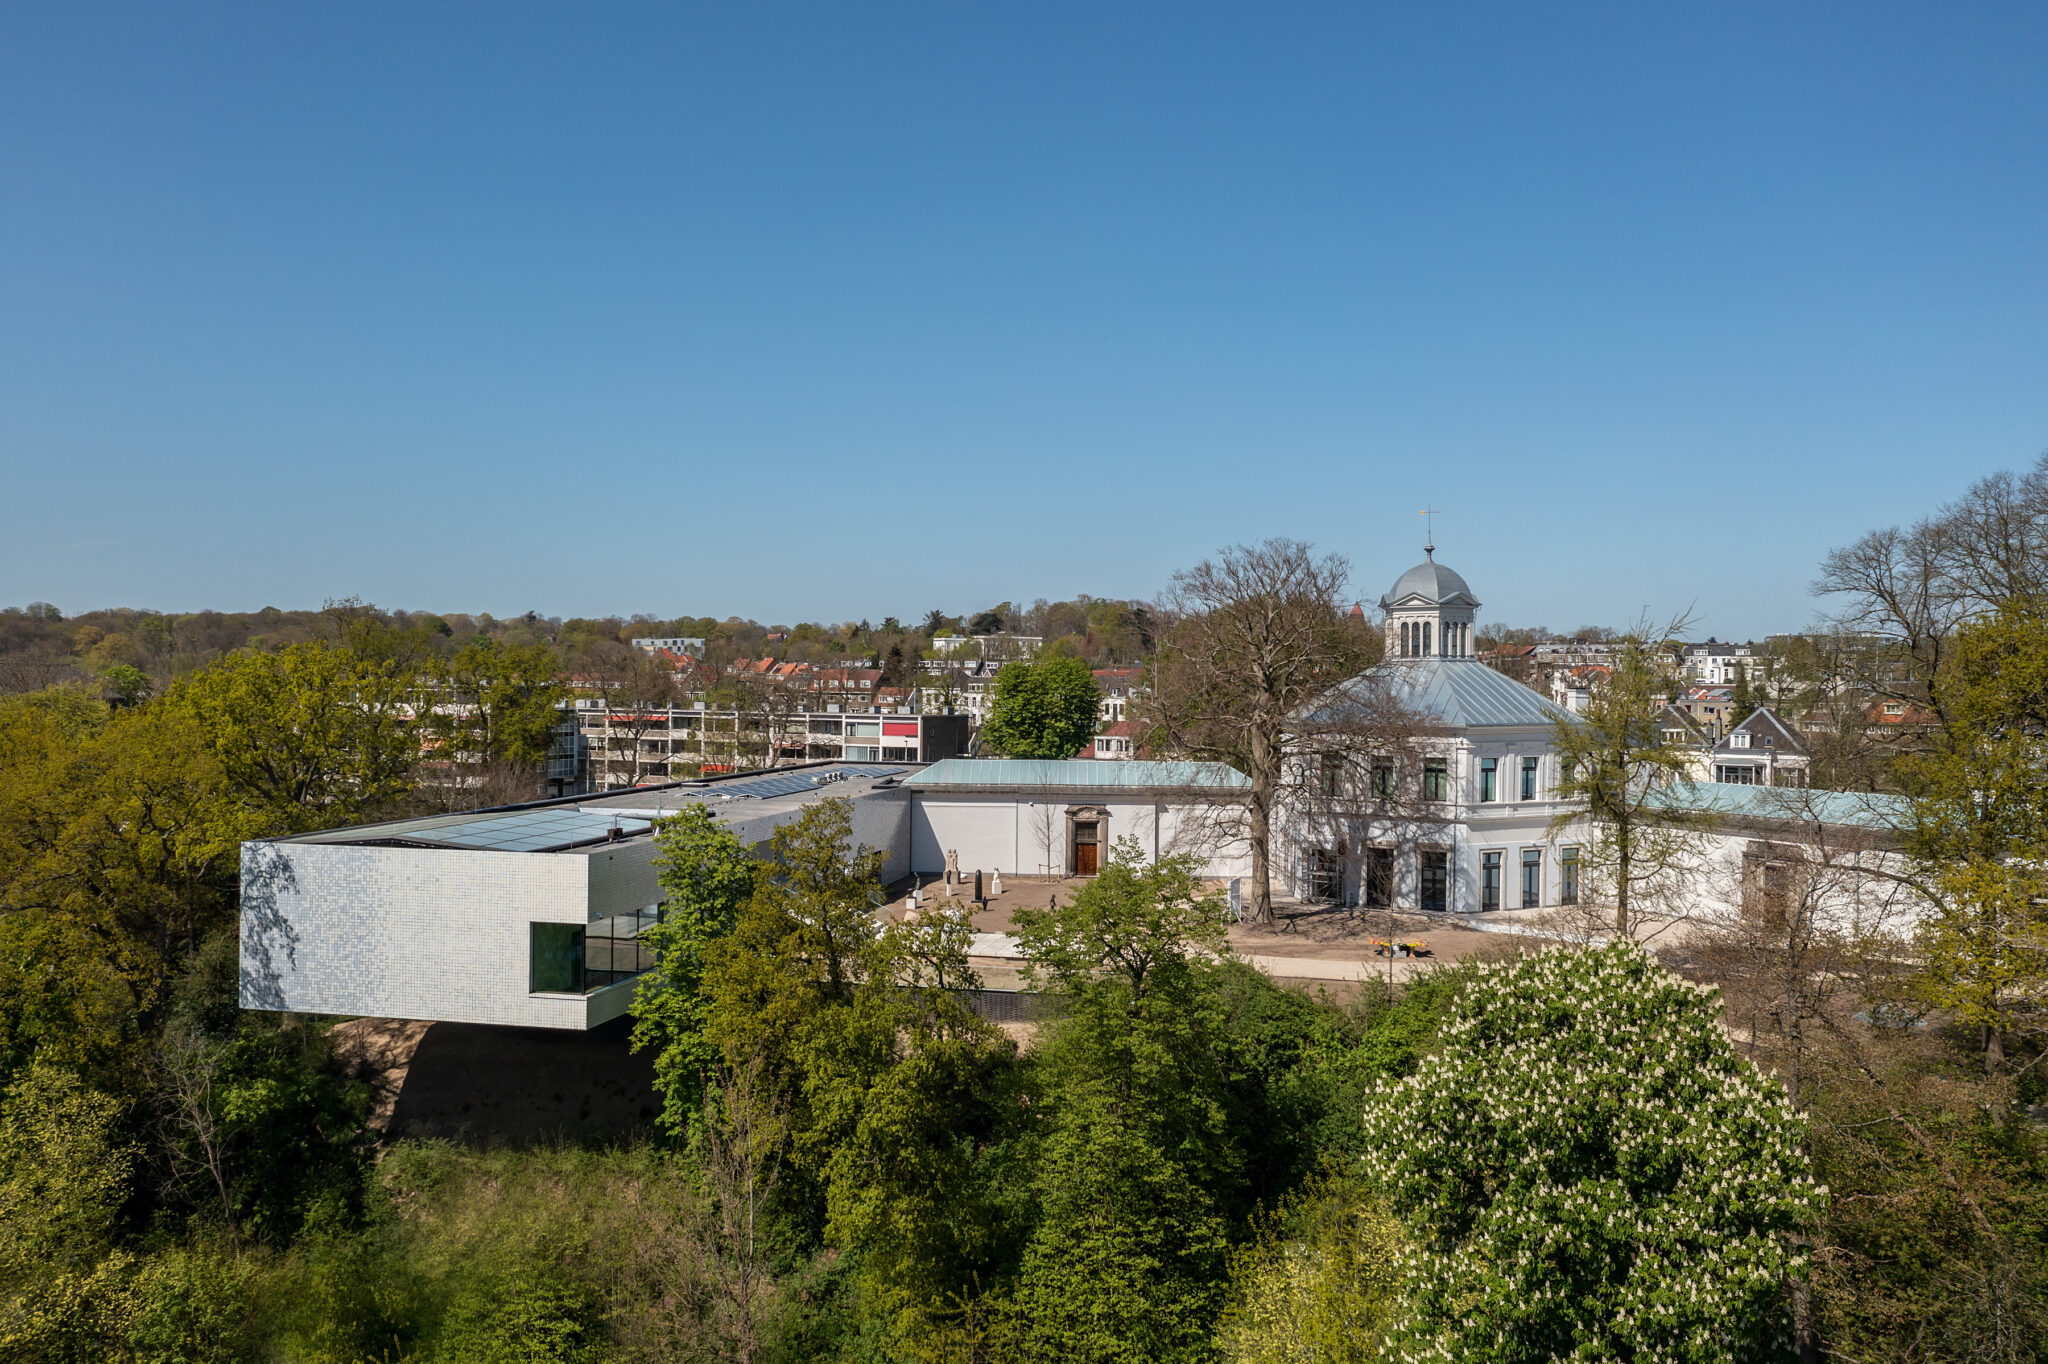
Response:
[1073,822,1099,875]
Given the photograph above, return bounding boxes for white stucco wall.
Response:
[910,792,1251,881]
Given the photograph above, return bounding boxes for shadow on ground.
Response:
[379,1015,660,1146]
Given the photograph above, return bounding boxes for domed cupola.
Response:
[1380,542,1480,659]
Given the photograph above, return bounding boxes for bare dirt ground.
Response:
[886,874,1533,964]
[885,873,1563,997]
[329,1015,658,1146]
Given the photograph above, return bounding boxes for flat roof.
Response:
[285,761,913,854]
[1649,782,1911,832]
[904,758,1250,790]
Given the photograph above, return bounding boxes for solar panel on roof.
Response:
[699,766,905,801]
[418,809,653,852]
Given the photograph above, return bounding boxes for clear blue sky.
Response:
[4,4,2044,636]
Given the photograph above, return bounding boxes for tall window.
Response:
[1520,755,1539,800]
[1321,754,1342,798]
[1561,846,1580,905]
[1400,622,1411,657]
[1371,758,1395,798]
[1419,850,1448,912]
[1306,848,1342,903]
[1365,847,1395,908]
[1423,758,1448,801]
[1422,623,1433,656]
[1481,851,1502,912]
[1479,757,1497,802]
[1521,848,1542,908]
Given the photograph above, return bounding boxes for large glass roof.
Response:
[290,763,910,851]
[406,809,655,852]
[688,765,904,801]
[299,807,654,852]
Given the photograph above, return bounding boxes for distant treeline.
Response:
[0,594,1160,695]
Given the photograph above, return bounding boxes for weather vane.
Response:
[1420,505,1438,554]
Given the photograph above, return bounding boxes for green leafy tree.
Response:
[1549,617,1718,932]
[1729,665,1758,727]
[0,696,249,1076]
[124,1245,260,1364]
[430,637,567,767]
[1901,595,2048,1081]
[980,654,1101,759]
[810,963,1017,1353]
[1006,842,1237,1360]
[632,805,758,1138]
[167,640,420,834]
[0,1063,139,1361]
[101,662,154,705]
[1008,1085,1229,1364]
[1362,943,1823,1361]
[1218,1175,1408,1364]
[153,933,374,1244]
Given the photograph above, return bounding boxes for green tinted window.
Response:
[530,923,585,994]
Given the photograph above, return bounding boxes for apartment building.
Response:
[572,700,970,788]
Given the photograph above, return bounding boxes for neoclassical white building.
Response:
[1285,546,1590,915]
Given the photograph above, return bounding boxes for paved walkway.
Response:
[895,874,1610,991]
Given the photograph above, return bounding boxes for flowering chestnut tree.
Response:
[1362,943,1824,1362]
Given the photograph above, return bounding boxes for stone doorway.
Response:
[1066,805,1110,876]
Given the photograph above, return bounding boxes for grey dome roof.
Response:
[1380,551,1478,609]
[1307,658,1571,731]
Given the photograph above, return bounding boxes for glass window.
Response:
[1371,758,1395,797]
[1419,851,1448,912]
[1365,848,1394,908]
[1423,758,1448,801]
[1306,848,1341,902]
[1521,848,1542,908]
[1520,756,1539,800]
[1321,754,1342,798]
[1561,847,1580,905]
[583,906,661,990]
[1479,757,1496,802]
[1481,851,1502,912]
[530,923,584,994]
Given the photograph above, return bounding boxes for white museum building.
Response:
[1282,546,1591,915]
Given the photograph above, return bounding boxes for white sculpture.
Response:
[990,870,1004,897]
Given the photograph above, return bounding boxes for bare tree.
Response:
[1145,539,1378,922]
[155,1022,239,1246]
[1548,614,1721,936]
[1276,669,1443,910]
[1028,799,1063,881]
[579,640,686,787]
[0,648,87,694]
[1682,788,1950,1361]
[702,1053,789,1364]
[1815,450,2048,728]
[718,671,806,770]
